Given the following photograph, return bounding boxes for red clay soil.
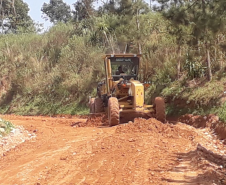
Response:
[0,114,226,185]
[179,114,226,140]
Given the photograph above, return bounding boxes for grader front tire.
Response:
[108,97,120,126]
[155,97,166,123]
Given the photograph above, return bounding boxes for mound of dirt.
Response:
[116,118,197,140]
[116,118,167,133]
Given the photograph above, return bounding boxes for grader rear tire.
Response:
[155,97,166,123]
[94,98,104,113]
[89,98,95,113]
[108,97,119,126]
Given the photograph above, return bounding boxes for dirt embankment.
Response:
[0,115,225,185]
[179,114,226,140]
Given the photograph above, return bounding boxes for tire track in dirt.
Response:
[163,123,226,185]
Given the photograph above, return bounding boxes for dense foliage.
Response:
[0,0,226,120]
[0,0,35,33]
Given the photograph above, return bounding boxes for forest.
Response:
[0,0,226,121]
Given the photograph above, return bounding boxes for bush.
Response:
[0,118,14,136]
[0,23,106,115]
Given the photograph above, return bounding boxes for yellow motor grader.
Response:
[89,54,166,126]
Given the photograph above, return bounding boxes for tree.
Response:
[99,0,149,16]
[0,0,34,33]
[97,0,150,53]
[154,0,226,80]
[41,0,72,23]
[73,0,95,22]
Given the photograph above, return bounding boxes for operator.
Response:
[115,66,125,75]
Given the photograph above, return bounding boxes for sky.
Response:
[23,0,152,30]
[23,0,76,30]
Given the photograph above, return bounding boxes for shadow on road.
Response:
[162,149,226,184]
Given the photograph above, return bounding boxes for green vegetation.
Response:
[162,78,226,121]
[0,0,226,121]
[0,0,36,33]
[0,23,102,115]
[0,118,14,136]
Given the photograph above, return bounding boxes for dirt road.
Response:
[0,115,226,185]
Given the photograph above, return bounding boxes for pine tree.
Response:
[154,0,226,80]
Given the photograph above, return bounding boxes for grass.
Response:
[0,20,225,120]
[0,118,14,136]
[162,77,226,122]
[210,103,226,122]
[0,23,103,116]
[0,93,89,116]
[186,81,224,105]
[166,103,226,122]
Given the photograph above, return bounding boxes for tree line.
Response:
[2,0,226,83]
[0,0,226,115]
[40,0,226,81]
[0,0,35,33]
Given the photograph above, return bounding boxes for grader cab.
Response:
[89,54,166,126]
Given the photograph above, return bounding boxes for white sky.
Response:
[23,0,152,30]
[24,0,77,30]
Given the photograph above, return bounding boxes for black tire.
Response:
[155,97,166,123]
[94,98,104,113]
[108,97,120,126]
[89,98,95,113]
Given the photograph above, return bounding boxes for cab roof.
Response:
[104,53,142,58]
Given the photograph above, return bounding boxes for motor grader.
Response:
[89,54,166,126]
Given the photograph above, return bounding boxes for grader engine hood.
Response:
[128,80,144,111]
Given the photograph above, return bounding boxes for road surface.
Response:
[0,115,225,185]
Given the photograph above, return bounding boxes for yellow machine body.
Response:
[91,53,166,126]
[98,54,154,114]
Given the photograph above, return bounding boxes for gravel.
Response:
[0,126,36,157]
